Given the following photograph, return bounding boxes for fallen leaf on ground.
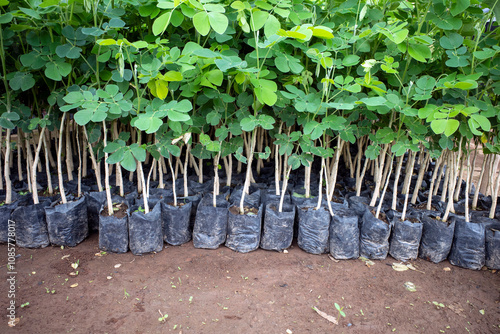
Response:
[107,276,113,280]
[479,309,485,315]
[404,281,416,292]
[392,263,409,272]
[61,255,70,260]
[70,283,78,288]
[286,329,293,334]
[69,272,78,276]
[114,264,122,268]
[447,303,465,317]
[71,263,78,270]
[312,306,338,325]
[359,257,375,267]
[406,263,425,274]
[328,255,339,263]
[443,267,451,272]
[283,249,288,254]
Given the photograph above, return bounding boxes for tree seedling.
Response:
[158,310,168,323]
[136,206,145,213]
[335,303,346,319]
[20,302,30,308]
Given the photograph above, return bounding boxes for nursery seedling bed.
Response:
[1,234,498,333]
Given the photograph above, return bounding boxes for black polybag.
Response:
[485,224,500,269]
[330,208,359,259]
[260,202,296,251]
[45,196,88,247]
[448,216,485,270]
[359,209,392,260]
[162,200,193,245]
[12,200,51,248]
[192,194,229,249]
[388,211,423,261]
[0,200,21,243]
[419,213,455,263]
[297,204,330,254]
[128,202,163,255]
[86,191,106,231]
[226,204,263,253]
[99,200,129,254]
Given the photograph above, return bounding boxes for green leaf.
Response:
[0,13,13,24]
[208,12,228,35]
[9,72,35,91]
[440,33,464,49]
[121,151,137,172]
[471,114,490,132]
[130,145,146,162]
[193,11,210,36]
[205,69,223,86]
[250,10,269,31]
[264,14,280,38]
[450,0,469,16]
[168,110,190,122]
[342,55,360,67]
[103,142,121,153]
[408,43,431,62]
[240,116,257,132]
[107,149,124,164]
[74,110,93,126]
[361,97,386,106]
[430,119,460,137]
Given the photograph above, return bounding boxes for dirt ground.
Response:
[1,233,499,334]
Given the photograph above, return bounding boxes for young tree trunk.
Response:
[184,144,190,197]
[443,139,463,222]
[4,128,12,204]
[401,151,416,195]
[327,137,344,202]
[198,158,203,184]
[168,156,177,207]
[440,159,451,202]
[31,128,46,204]
[304,163,311,198]
[101,121,113,214]
[82,130,88,178]
[43,135,53,195]
[82,127,103,192]
[274,124,283,196]
[489,155,500,219]
[427,155,443,211]
[213,152,220,208]
[45,130,56,169]
[76,126,82,198]
[17,131,23,181]
[316,157,324,210]
[454,152,466,201]
[57,114,68,204]
[401,152,416,221]
[369,144,389,207]
[25,136,33,194]
[146,159,157,201]
[472,153,488,210]
[239,129,257,214]
[411,151,430,205]
[65,120,74,181]
[376,154,394,220]
[0,129,3,190]
[391,155,405,210]
[279,153,292,213]
[158,157,164,189]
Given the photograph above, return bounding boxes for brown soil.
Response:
[167,202,186,208]
[229,206,258,215]
[1,234,499,333]
[371,209,389,224]
[101,203,128,219]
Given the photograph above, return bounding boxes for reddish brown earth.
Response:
[1,234,499,334]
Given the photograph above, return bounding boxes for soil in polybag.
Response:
[162,200,193,246]
[260,202,296,251]
[11,200,51,248]
[297,204,330,255]
[86,191,106,232]
[387,210,423,261]
[448,216,485,270]
[360,209,392,260]
[99,201,129,254]
[45,196,88,247]
[128,202,163,255]
[419,213,455,263]
[330,208,359,259]
[226,204,263,253]
[192,194,229,249]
